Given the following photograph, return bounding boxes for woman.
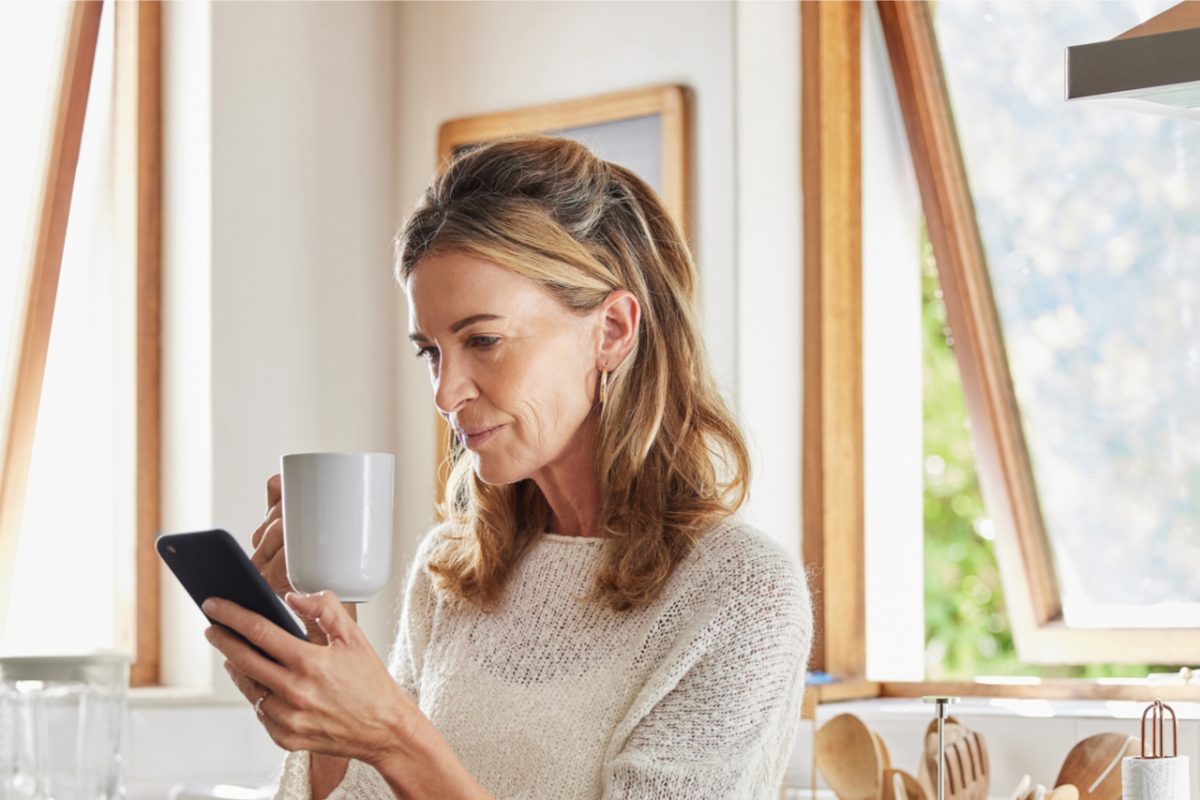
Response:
[202,135,813,799]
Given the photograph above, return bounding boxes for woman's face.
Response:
[406,251,601,485]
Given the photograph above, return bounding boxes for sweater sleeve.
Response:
[601,541,813,800]
[269,525,443,800]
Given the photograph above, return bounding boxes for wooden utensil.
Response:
[1047,786,1079,800]
[945,731,983,800]
[917,716,965,797]
[958,728,989,800]
[815,713,883,800]
[919,720,988,800]
[883,768,927,800]
[1054,733,1137,800]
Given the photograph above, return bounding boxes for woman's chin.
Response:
[472,460,525,486]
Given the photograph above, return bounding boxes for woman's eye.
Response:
[414,337,496,362]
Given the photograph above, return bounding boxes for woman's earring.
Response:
[600,368,609,407]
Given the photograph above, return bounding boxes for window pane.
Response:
[934,1,1199,627]
[0,1,71,447]
[2,2,131,656]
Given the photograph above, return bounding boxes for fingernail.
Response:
[202,598,216,613]
[204,627,215,642]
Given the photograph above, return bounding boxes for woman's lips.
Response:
[460,425,503,448]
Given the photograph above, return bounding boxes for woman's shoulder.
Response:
[684,516,812,606]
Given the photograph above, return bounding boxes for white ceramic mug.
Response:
[280,451,394,603]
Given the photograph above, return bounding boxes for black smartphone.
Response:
[156,528,308,663]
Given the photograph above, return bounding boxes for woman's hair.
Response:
[394,134,751,613]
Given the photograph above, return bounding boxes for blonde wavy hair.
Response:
[394,134,750,613]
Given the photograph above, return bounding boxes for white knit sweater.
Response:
[270,516,813,799]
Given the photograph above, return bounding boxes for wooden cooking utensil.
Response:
[919,720,989,800]
[1047,785,1080,800]
[883,768,928,800]
[815,713,883,800]
[958,728,989,800]
[917,716,965,797]
[946,730,987,800]
[1054,733,1137,800]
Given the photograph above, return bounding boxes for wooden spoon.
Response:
[883,768,927,800]
[1048,786,1080,800]
[815,713,883,800]
[1055,733,1137,800]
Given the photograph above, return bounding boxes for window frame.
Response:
[0,0,161,687]
[802,0,1200,716]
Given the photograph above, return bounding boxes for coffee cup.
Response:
[280,451,394,603]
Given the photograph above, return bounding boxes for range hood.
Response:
[1065,1,1200,119]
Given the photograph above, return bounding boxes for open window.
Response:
[0,0,161,686]
[804,0,1200,712]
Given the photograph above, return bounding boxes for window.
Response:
[0,0,161,686]
[803,0,1199,713]
[931,0,1198,635]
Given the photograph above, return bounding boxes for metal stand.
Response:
[923,696,959,800]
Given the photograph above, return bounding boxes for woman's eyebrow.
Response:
[408,313,504,344]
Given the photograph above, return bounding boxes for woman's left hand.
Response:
[202,590,421,766]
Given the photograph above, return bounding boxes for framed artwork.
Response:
[430,83,693,503]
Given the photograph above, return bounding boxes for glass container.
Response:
[0,652,130,800]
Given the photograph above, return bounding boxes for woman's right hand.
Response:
[251,473,356,645]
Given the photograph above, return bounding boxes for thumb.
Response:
[286,590,353,644]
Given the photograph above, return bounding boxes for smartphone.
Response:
[156,528,308,663]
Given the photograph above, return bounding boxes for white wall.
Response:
[159,0,398,698]
[862,0,924,680]
[734,1,805,555]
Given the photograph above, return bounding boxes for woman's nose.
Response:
[433,352,477,416]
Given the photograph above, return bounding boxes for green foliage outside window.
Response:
[921,225,1169,680]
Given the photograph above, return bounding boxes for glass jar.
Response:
[0,652,130,800]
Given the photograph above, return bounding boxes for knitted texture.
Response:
[270,517,812,799]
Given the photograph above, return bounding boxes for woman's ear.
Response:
[597,289,640,370]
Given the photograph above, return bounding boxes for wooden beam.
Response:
[882,679,1200,703]
[115,0,162,688]
[0,0,104,623]
[801,0,865,678]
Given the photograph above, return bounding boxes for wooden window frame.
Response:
[802,0,1200,715]
[430,84,692,502]
[0,0,161,687]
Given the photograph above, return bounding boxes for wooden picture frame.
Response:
[429,84,693,507]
